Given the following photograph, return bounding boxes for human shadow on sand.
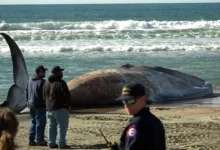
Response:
[68,143,108,149]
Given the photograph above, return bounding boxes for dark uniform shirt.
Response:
[119,107,166,150]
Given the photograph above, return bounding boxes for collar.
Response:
[134,107,150,117]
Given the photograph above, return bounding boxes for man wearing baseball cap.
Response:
[27,65,48,146]
[114,83,166,150]
[43,66,71,149]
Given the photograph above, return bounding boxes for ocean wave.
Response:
[1,44,220,55]
[1,20,220,31]
[1,29,220,41]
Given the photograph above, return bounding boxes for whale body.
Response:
[67,64,213,107]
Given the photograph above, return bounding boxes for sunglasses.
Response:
[122,99,136,105]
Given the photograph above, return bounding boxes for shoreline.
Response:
[1,86,220,114]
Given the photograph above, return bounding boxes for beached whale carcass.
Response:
[67,64,213,107]
[0,33,213,113]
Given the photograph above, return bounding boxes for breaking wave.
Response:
[1,43,220,56]
[0,29,220,41]
[1,20,220,31]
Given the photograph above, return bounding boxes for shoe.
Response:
[59,145,71,149]
[28,141,36,146]
[36,140,47,146]
[49,144,58,148]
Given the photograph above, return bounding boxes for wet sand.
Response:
[13,88,220,149]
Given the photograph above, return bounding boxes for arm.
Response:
[43,81,46,104]
[26,79,30,102]
[39,80,45,100]
[153,122,166,150]
[122,124,145,150]
[61,81,71,107]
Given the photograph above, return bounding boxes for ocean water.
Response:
[0,3,220,102]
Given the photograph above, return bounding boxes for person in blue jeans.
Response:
[43,66,71,149]
[27,65,48,146]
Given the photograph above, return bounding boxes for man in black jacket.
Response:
[115,83,166,150]
[43,66,71,149]
[27,65,47,146]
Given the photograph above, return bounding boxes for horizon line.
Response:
[0,2,220,5]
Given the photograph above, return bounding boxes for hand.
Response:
[107,142,118,150]
[27,103,35,108]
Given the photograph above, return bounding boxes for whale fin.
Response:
[0,33,29,113]
[2,84,27,113]
[0,100,8,107]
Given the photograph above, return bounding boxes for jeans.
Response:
[47,108,69,147]
[29,107,46,142]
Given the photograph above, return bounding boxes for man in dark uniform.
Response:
[115,83,166,150]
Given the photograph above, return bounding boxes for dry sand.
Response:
[15,106,220,150]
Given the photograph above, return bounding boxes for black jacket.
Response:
[119,107,166,150]
[43,75,71,111]
[27,75,46,108]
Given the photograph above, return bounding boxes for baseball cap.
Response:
[115,83,146,101]
[51,66,64,74]
[35,65,48,73]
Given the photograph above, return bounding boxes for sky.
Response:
[0,0,220,5]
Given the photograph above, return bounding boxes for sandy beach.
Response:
[15,104,220,150]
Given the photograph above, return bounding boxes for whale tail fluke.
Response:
[0,33,29,113]
[0,100,8,107]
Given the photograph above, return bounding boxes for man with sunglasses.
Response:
[115,83,166,150]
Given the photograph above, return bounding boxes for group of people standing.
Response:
[27,65,71,149]
[25,64,166,150]
[0,64,166,150]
